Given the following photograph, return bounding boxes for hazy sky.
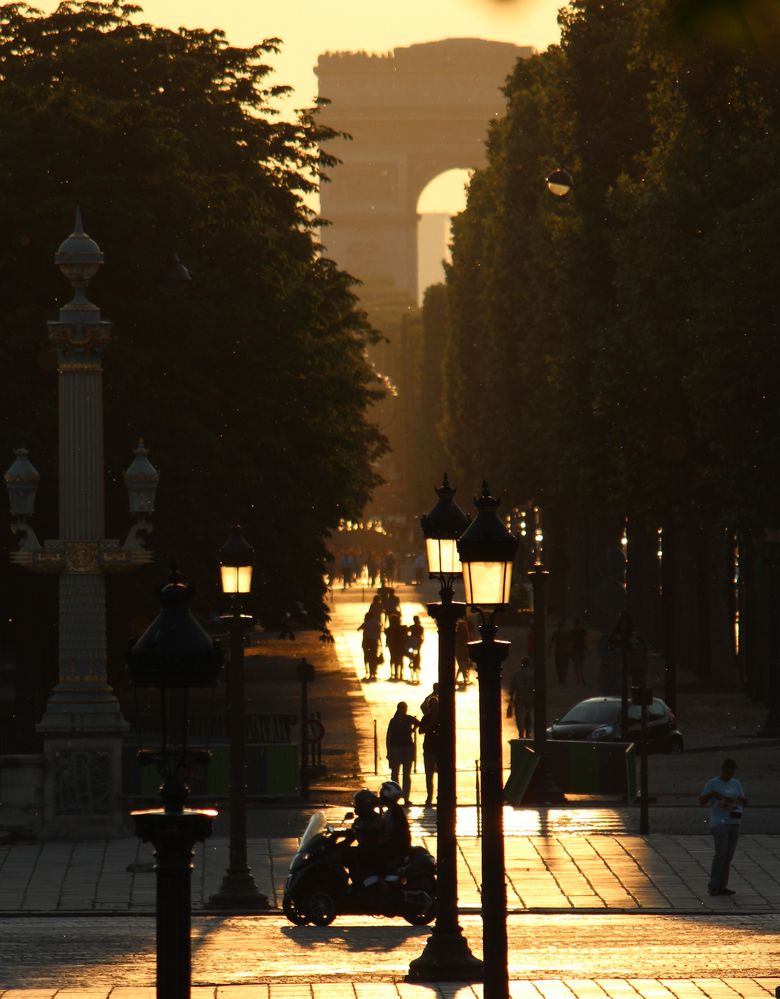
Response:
[39,0,562,208]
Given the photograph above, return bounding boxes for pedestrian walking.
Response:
[455,616,473,687]
[358,607,382,681]
[385,612,408,681]
[367,554,379,589]
[386,701,419,804]
[549,619,570,685]
[700,758,748,896]
[406,614,424,683]
[418,693,439,807]
[421,682,439,715]
[507,656,535,738]
[569,617,588,684]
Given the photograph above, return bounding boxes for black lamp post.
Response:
[528,505,549,753]
[408,474,482,983]
[129,568,222,999]
[297,657,315,801]
[208,525,269,910]
[759,536,780,737]
[458,483,518,999]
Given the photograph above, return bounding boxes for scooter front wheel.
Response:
[304,885,338,926]
[282,893,308,926]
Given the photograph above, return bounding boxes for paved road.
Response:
[1,913,779,988]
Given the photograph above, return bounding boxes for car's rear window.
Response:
[559,702,619,724]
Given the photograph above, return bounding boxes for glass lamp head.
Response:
[219,524,255,595]
[124,440,159,515]
[546,167,574,197]
[420,473,470,577]
[456,482,519,608]
[4,448,40,518]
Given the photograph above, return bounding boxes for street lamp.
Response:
[129,567,221,999]
[4,210,161,837]
[457,483,518,999]
[408,474,482,983]
[545,166,575,197]
[208,524,269,909]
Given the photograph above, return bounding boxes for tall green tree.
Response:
[0,0,386,694]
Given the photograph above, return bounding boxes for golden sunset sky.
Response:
[41,0,562,211]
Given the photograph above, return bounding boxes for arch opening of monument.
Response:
[315,37,532,310]
[417,168,471,305]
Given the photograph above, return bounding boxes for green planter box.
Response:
[504,738,636,804]
[124,742,300,798]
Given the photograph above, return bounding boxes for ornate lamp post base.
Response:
[407,930,484,982]
[208,867,269,910]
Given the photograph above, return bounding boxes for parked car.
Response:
[546,696,684,753]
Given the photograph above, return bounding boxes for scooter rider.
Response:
[378,780,411,871]
[348,788,383,885]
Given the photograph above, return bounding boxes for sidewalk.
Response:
[1,588,780,996]
[0,982,778,999]
[0,584,778,918]
[0,827,778,915]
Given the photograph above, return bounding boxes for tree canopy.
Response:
[0,1,386,636]
[432,0,780,534]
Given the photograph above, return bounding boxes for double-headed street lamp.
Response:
[408,474,482,983]
[208,525,268,910]
[4,212,161,837]
[458,483,518,999]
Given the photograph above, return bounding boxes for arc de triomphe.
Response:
[316,38,531,306]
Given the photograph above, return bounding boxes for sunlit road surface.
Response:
[329,586,641,837]
[1,913,779,988]
[330,583,506,803]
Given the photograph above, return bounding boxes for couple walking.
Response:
[385,687,439,808]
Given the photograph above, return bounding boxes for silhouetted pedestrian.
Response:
[385,612,408,681]
[549,619,570,685]
[406,614,424,683]
[569,617,588,684]
[455,617,473,687]
[508,656,534,738]
[418,693,439,807]
[386,701,419,804]
[700,758,747,896]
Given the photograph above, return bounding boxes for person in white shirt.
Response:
[700,758,747,896]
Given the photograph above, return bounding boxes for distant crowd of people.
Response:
[357,586,479,689]
[328,550,430,591]
[328,551,398,591]
[358,586,426,684]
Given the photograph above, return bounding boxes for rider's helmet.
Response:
[379,780,403,803]
[353,788,379,814]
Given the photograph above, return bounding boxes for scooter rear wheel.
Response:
[403,902,436,925]
[304,885,338,926]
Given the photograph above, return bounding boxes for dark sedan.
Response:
[546,696,684,753]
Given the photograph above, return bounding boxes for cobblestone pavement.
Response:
[2,584,779,995]
[1,912,779,988]
[1,984,778,999]
[1,830,779,914]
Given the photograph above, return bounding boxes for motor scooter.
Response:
[282,810,436,926]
